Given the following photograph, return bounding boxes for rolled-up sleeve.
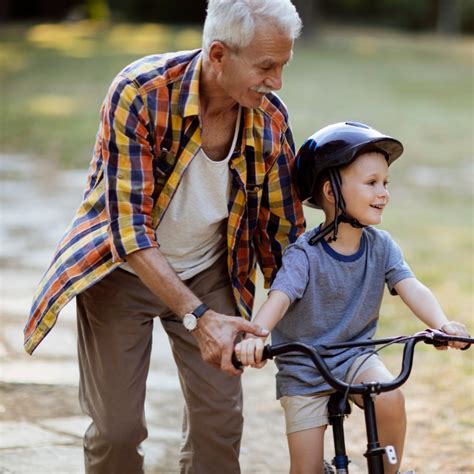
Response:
[255,126,305,287]
[101,75,159,262]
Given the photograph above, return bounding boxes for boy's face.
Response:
[340,151,390,226]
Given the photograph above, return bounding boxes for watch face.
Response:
[183,313,198,331]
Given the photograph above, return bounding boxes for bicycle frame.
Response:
[257,330,473,474]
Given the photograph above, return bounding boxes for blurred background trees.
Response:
[1,0,473,34]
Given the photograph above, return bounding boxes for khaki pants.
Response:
[76,256,242,474]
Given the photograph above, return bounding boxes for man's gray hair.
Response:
[202,0,302,55]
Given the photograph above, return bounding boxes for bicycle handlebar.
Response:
[233,329,473,396]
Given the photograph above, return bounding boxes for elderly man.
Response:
[24,1,305,472]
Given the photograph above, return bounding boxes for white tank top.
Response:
[122,107,241,280]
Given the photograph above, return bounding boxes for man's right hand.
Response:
[125,248,269,374]
[193,310,269,375]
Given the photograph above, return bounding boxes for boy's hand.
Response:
[440,321,470,350]
[235,333,268,368]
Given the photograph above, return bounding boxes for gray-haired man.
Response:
[25,1,305,472]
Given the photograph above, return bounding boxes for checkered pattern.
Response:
[24,50,305,354]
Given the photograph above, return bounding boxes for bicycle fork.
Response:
[328,392,352,473]
[328,391,399,474]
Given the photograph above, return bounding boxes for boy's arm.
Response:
[394,278,469,349]
[235,290,291,367]
[251,290,291,333]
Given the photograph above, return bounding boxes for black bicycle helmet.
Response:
[294,121,404,244]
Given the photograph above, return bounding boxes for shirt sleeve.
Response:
[270,244,310,304]
[385,235,414,295]
[254,125,306,287]
[101,75,159,263]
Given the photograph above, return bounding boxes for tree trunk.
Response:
[436,0,463,34]
[293,0,321,41]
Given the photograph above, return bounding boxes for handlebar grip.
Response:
[425,339,471,350]
[262,344,273,361]
[424,339,448,348]
[424,329,473,351]
[231,352,242,370]
[231,344,274,370]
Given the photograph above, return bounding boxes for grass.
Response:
[1,21,473,334]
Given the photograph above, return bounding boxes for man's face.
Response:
[340,152,390,226]
[217,24,293,108]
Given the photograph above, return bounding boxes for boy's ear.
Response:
[322,180,335,204]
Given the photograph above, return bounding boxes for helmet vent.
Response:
[345,121,370,129]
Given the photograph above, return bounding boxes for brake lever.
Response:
[423,328,471,351]
[423,329,448,347]
[422,329,448,348]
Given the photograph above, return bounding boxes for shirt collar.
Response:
[178,50,202,118]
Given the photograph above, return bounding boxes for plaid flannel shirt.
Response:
[24,49,305,354]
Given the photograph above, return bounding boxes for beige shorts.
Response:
[280,353,393,435]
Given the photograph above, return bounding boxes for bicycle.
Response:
[233,329,473,474]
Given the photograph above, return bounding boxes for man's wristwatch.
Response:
[182,303,209,331]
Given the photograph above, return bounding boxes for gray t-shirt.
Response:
[271,226,414,398]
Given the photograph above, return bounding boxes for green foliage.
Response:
[85,0,110,21]
[321,0,474,32]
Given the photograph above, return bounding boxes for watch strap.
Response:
[192,303,209,319]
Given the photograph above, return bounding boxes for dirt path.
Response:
[1,348,472,473]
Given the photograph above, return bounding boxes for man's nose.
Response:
[265,68,283,91]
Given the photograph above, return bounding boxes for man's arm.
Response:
[126,247,269,374]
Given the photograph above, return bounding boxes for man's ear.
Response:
[207,41,228,72]
[322,180,334,204]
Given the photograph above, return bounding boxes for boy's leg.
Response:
[280,394,330,474]
[348,356,406,474]
[77,268,165,474]
[287,427,326,474]
[160,255,243,474]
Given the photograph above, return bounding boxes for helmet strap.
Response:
[309,168,366,246]
[308,220,337,246]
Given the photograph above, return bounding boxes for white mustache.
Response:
[251,86,274,94]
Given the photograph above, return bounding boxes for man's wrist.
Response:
[182,303,210,331]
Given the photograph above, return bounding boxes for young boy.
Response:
[235,121,469,474]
